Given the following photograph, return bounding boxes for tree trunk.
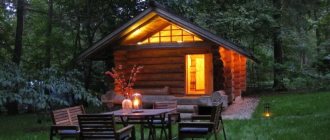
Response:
[8,0,24,115]
[73,16,81,57]
[84,0,93,89]
[45,0,53,68]
[12,0,24,65]
[272,0,286,91]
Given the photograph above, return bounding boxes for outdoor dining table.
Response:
[104,108,175,140]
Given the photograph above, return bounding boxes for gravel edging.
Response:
[222,96,260,120]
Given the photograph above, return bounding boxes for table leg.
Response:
[146,116,156,140]
[160,113,167,140]
[140,118,144,140]
[151,116,155,140]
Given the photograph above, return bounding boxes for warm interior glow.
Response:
[133,99,139,109]
[139,24,203,44]
[186,54,205,94]
[132,93,142,110]
[131,28,142,37]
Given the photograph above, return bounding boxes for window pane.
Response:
[172,25,180,29]
[161,37,171,43]
[183,36,194,42]
[182,30,192,35]
[151,32,160,38]
[164,25,171,30]
[194,36,203,41]
[150,37,159,43]
[172,36,182,42]
[172,30,182,36]
[160,31,170,36]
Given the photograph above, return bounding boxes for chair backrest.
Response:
[210,103,223,131]
[78,114,116,139]
[153,101,177,109]
[52,105,85,126]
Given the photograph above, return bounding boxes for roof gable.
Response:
[121,21,203,45]
[76,1,256,62]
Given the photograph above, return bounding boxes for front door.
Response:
[186,54,206,95]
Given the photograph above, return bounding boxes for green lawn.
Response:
[0,91,329,140]
[225,91,330,140]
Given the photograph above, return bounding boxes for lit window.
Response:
[139,24,203,44]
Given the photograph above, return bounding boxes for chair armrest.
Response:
[168,112,181,123]
[116,125,135,139]
[191,115,211,121]
[179,122,214,128]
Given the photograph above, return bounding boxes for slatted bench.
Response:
[50,105,85,140]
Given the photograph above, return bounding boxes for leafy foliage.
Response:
[0,0,329,102]
[0,60,100,111]
[0,61,25,106]
[159,0,330,90]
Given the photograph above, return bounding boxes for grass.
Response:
[0,114,49,140]
[225,91,330,140]
[0,91,329,140]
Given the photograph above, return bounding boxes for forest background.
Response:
[0,0,329,114]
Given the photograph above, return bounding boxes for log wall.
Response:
[219,47,247,101]
[219,47,234,101]
[113,47,211,95]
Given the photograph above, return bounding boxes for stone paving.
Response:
[222,96,260,120]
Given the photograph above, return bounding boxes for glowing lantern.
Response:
[264,103,271,118]
[132,93,142,112]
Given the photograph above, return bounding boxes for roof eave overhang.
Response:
[75,8,156,63]
[76,5,258,63]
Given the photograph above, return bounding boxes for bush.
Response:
[0,61,25,107]
[0,61,101,113]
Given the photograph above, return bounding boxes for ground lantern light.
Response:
[132,93,142,112]
[264,103,271,118]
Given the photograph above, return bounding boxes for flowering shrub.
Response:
[105,65,143,98]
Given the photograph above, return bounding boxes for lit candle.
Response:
[132,93,142,111]
[133,99,139,109]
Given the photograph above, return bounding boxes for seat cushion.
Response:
[180,127,209,134]
[58,130,80,135]
[151,119,168,124]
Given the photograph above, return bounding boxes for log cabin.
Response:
[76,1,257,107]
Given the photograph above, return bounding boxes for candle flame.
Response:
[133,99,139,109]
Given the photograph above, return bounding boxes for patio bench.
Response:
[50,105,85,140]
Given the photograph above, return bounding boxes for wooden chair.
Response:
[50,105,85,140]
[151,101,180,140]
[78,114,135,140]
[178,103,223,140]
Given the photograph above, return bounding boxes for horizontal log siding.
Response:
[113,47,210,95]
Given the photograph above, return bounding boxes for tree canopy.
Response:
[0,0,329,113]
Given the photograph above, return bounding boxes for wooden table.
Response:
[105,108,175,140]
